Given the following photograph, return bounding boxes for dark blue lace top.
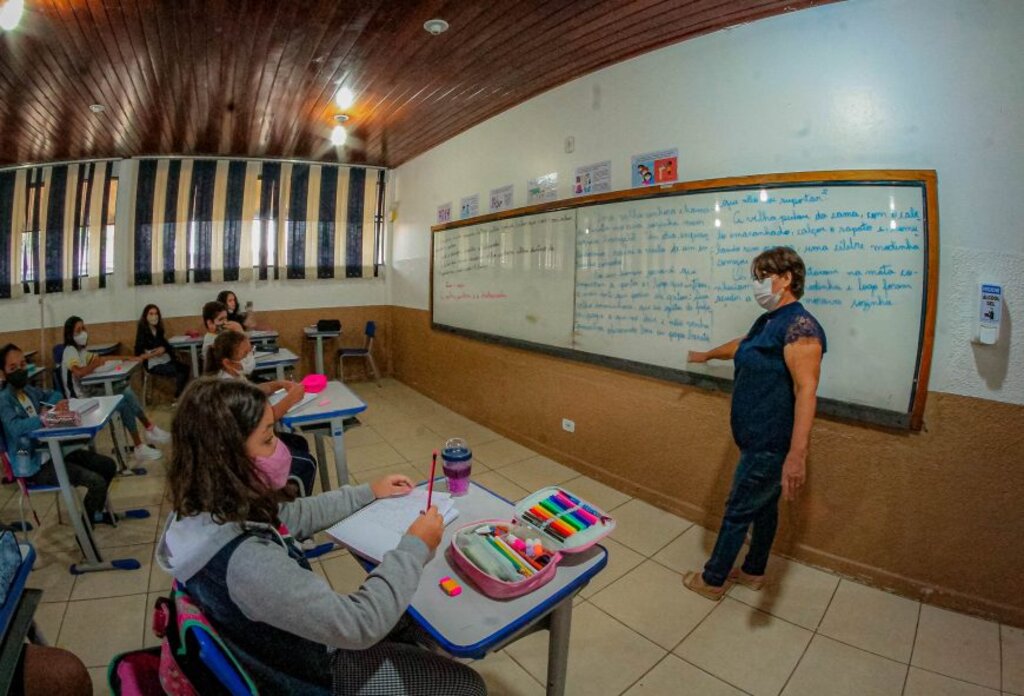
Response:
[730,302,827,453]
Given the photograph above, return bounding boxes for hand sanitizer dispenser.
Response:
[976,283,1003,345]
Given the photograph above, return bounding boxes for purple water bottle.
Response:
[441,438,472,497]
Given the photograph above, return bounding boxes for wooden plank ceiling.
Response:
[0,0,835,168]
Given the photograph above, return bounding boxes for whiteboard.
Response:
[432,174,935,427]
[432,210,577,347]
[574,184,927,414]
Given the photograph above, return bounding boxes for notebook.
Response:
[326,490,459,563]
[67,398,100,415]
[268,389,317,414]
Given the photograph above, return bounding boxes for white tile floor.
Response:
[4,378,1019,696]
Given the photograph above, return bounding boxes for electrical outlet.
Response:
[562,418,575,433]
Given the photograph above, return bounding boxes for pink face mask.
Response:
[253,438,291,490]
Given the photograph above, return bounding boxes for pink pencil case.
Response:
[448,486,616,599]
[301,374,327,393]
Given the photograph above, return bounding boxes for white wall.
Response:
[390,0,1024,406]
[0,158,389,333]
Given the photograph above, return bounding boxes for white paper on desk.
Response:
[93,361,121,374]
[326,490,459,563]
[268,389,316,413]
[67,398,99,415]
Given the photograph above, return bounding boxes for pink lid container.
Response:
[301,374,327,393]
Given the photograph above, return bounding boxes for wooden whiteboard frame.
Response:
[431,170,939,430]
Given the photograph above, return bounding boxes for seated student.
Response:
[216,289,256,329]
[201,300,244,367]
[0,344,118,524]
[60,316,167,463]
[134,303,190,400]
[207,330,316,496]
[157,378,485,695]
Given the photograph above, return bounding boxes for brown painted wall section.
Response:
[390,306,1024,627]
[3,306,391,400]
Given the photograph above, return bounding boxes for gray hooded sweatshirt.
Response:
[155,484,431,692]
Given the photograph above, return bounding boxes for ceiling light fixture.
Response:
[0,0,24,31]
[330,114,350,147]
[334,86,354,110]
[423,18,449,35]
[89,103,105,113]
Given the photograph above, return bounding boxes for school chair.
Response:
[0,439,62,544]
[336,320,381,384]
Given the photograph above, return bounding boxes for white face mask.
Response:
[147,314,160,326]
[238,352,256,375]
[752,277,782,311]
[73,331,89,347]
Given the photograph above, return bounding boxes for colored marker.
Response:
[549,495,593,528]
[487,536,532,576]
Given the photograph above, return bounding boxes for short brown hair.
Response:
[751,246,806,299]
[169,377,280,524]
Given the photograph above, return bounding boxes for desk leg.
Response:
[276,365,285,381]
[313,432,331,492]
[46,440,101,566]
[315,336,325,375]
[546,598,573,696]
[189,345,200,377]
[330,416,348,488]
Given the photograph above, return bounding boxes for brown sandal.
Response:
[683,571,726,601]
[728,568,766,591]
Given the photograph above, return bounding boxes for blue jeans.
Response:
[83,384,145,435]
[703,450,786,587]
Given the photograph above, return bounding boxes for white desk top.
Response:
[332,480,606,657]
[30,395,123,440]
[254,348,298,367]
[304,326,341,337]
[168,334,203,346]
[279,381,367,426]
[80,360,139,385]
[248,329,279,339]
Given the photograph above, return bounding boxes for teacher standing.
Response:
[683,246,826,600]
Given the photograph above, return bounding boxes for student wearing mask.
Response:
[157,378,485,695]
[60,316,167,464]
[134,304,190,400]
[0,344,118,524]
[207,330,316,496]
[201,300,244,367]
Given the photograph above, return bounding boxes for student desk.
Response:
[88,342,120,356]
[248,329,279,349]
[22,350,36,363]
[168,335,203,377]
[80,360,143,474]
[303,326,340,375]
[254,348,298,381]
[0,544,41,693]
[279,381,366,490]
[30,396,144,574]
[337,481,608,696]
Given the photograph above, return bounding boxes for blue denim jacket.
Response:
[0,384,64,477]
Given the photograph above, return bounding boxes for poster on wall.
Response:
[459,194,479,219]
[573,160,611,196]
[527,173,558,205]
[630,148,678,187]
[437,202,453,224]
[489,184,515,212]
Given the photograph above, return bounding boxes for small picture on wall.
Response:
[631,148,678,187]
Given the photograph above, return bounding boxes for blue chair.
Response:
[336,321,381,383]
[51,344,69,396]
[0,431,62,543]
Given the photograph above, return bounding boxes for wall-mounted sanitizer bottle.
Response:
[976,283,1003,345]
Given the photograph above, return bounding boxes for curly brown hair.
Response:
[750,246,806,299]
[169,377,280,524]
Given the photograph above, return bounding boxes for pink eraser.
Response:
[439,576,462,596]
